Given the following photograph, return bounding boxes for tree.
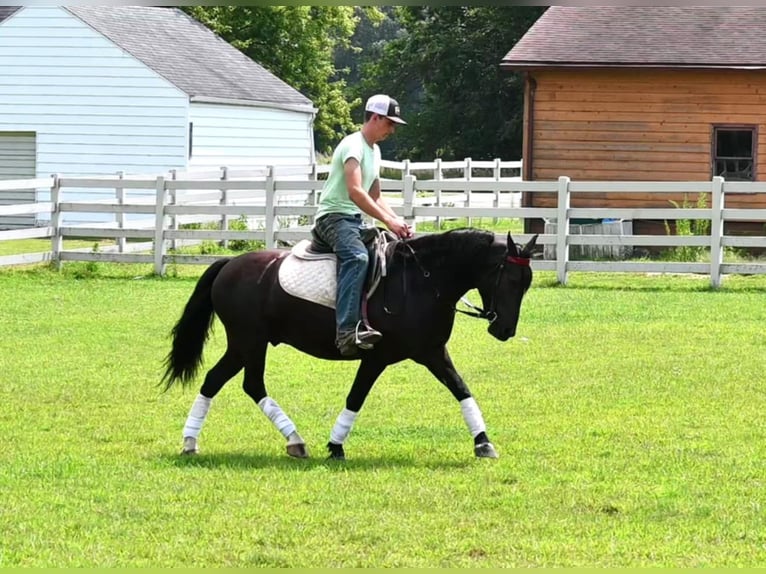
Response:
[358,6,545,161]
[335,6,401,120]
[183,6,362,155]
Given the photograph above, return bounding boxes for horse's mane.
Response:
[403,228,496,267]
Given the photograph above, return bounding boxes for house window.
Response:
[713,126,755,181]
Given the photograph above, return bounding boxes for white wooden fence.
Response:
[2,161,766,287]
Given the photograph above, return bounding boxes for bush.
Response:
[662,193,710,262]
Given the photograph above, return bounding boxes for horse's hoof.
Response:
[327,442,346,460]
[474,442,499,459]
[181,437,199,455]
[286,443,309,458]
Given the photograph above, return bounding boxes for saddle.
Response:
[278,227,397,310]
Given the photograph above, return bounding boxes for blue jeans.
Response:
[312,214,368,339]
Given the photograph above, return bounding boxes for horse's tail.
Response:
[161,257,231,391]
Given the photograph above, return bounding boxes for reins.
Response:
[383,241,438,315]
[384,240,530,323]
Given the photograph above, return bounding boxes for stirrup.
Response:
[355,321,382,350]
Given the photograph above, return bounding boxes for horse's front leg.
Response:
[415,346,499,459]
[327,357,387,460]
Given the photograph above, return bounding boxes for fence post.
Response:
[434,158,443,230]
[219,166,230,249]
[264,166,275,249]
[403,174,416,231]
[115,171,126,253]
[168,169,178,252]
[50,174,62,271]
[556,176,571,285]
[153,176,167,276]
[307,162,318,227]
[465,157,472,227]
[493,158,501,225]
[710,176,724,288]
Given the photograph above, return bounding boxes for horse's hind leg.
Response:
[241,339,308,458]
[181,350,243,455]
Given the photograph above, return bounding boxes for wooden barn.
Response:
[0,6,316,227]
[501,6,766,236]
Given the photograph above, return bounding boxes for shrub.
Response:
[662,193,710,262]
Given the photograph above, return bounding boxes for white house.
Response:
[0,6,317,227]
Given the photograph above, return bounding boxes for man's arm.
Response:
[368,178,399,220]
[344,158,411,238]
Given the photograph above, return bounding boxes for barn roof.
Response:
[502,6,766,70]
[0,7,313,110]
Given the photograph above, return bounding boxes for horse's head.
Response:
[477,232,537,341]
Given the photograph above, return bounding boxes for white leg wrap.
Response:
[460,397,486,438]
[330,408,358,445]
[183,394,212,439]
[258,397,297,439]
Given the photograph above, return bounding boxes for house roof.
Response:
[501,6,766,70]
[0,7,19,21]
[0,6,313,110]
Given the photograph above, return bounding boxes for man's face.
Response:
[374,115,398,141]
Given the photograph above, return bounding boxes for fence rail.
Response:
[1,163,766,287]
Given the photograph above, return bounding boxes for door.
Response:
[0,132,36,229]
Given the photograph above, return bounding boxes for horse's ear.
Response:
[521,234,539,257]
[506,232,519,256]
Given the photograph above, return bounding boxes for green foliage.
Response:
[183,6,365,154]
[662,193,711,262]
[335,6,396,94]
[69,242,102,279]
[357,6,545,161]
[2,270,766,565]
[173,216,264,255]
[416,217,523,234]
[227,214,264,252]
[180,6,544,161]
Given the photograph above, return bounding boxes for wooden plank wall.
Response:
[526,68,766,218]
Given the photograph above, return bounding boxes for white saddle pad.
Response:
[278,240,337,309]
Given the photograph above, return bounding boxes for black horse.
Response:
[162,228,537,460]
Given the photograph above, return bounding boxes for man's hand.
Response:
[386,217,413,239]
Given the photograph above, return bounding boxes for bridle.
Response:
[456,252,530,324]
[384,242,530,320]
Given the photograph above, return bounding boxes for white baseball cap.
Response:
[365,94,407,125]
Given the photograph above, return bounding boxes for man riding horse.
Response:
[311,94,412,357]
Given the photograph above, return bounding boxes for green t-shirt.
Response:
[315,131,381,219]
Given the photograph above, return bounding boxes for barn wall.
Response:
[0,6,189,179]
[188,102,314,171]
[526,68,766,215]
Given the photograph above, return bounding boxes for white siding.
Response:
[188,102,314,171]
[0,7,189,179]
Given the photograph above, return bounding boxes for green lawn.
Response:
[0,238,117,256]
[1,263,765,566]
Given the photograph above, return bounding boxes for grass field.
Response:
[1,261,765,567]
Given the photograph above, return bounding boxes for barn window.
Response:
[713,126,755,181]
